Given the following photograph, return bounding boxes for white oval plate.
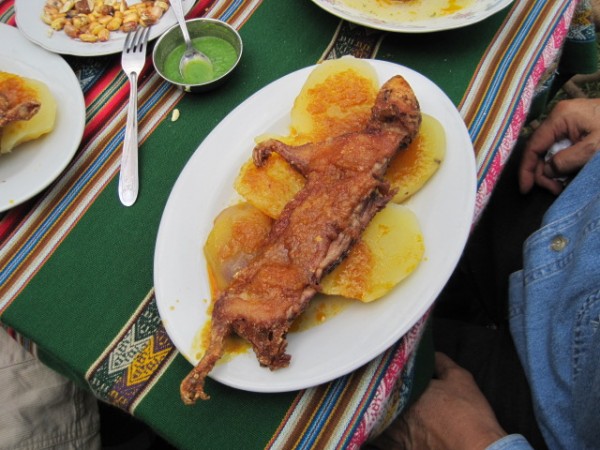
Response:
[0,23,85,213]
[14,0,194,57]
[311,0,513,33]
[154,60,476,393]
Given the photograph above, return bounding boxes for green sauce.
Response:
[163,36,238,84]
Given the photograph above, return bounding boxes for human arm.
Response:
[519,98,600,195]
[378,352,532,450]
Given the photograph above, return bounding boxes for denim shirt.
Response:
[489,151,600,450]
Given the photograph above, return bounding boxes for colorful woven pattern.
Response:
[0,0,594,448]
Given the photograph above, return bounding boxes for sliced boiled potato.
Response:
[288,55,379,144]
[386,114,446,203]
[234,153,304,219]
[234,56,379,218]
[1,76,57,153]
[320,203,424,302]
[204,202,272,294]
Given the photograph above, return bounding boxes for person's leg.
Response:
[0,328,101,450]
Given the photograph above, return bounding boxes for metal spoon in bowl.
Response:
[171,0,213,80]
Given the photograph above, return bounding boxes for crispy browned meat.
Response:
[0,72,40,128]
[180,75,421,403]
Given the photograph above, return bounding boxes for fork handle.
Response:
[119,72,139,206]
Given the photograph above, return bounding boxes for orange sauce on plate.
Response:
[340,0,475,22]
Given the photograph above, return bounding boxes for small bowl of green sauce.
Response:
[153,18,242,93]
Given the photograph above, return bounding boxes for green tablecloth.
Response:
[0,0,596,448]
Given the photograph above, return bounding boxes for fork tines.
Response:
[124,26,151,54]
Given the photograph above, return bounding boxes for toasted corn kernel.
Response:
[106,17,122,30]
[155,1,169,11]
[89,23,105,35]
[120,20,137,32]
[149,5,164,19]
[44,5,60,16]
[79,32,98,42]
[64,23,79,38]
[98,4,114,15]
[97,28,110,41]
[75,0,93,14]
[50,17,67,30]
[59,0,75,13]
[139,12,156,26]
[72,15,87,28]
[97,15,112,25]
[122,11,138,23]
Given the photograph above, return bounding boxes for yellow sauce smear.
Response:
[340,0,475,22]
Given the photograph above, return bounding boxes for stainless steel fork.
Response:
[118,26,151,207]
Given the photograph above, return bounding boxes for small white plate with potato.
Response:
[0,23,85,213]
[154,59,476,394]
[14,0,195,57]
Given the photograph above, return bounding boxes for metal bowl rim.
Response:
[152,18,243,90]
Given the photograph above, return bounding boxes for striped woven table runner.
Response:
[0,0,590,448]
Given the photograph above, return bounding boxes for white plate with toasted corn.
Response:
[14,0,195,57]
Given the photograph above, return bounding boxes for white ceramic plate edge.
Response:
[0,23,85,212]
[310,0,514,33]
[14,0,195,56]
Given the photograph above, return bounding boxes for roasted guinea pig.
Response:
[0,72,40,128]
[0,72,56,154]
[180,75,421,403]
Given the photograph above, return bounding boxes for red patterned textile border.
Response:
[265,314,427,450]
[459,0,576,223]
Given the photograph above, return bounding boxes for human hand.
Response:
[519,98,600,195]
[381,352,507,450]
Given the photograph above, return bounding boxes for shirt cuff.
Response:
[485,434,535,450]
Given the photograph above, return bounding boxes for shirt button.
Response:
[550,235,568,251]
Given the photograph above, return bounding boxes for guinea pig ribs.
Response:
[180,75,421,403]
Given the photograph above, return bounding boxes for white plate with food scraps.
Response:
[14,0,194,57]
[0,23,85,213]
[311,0,514,33]
[154,59,476,393]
